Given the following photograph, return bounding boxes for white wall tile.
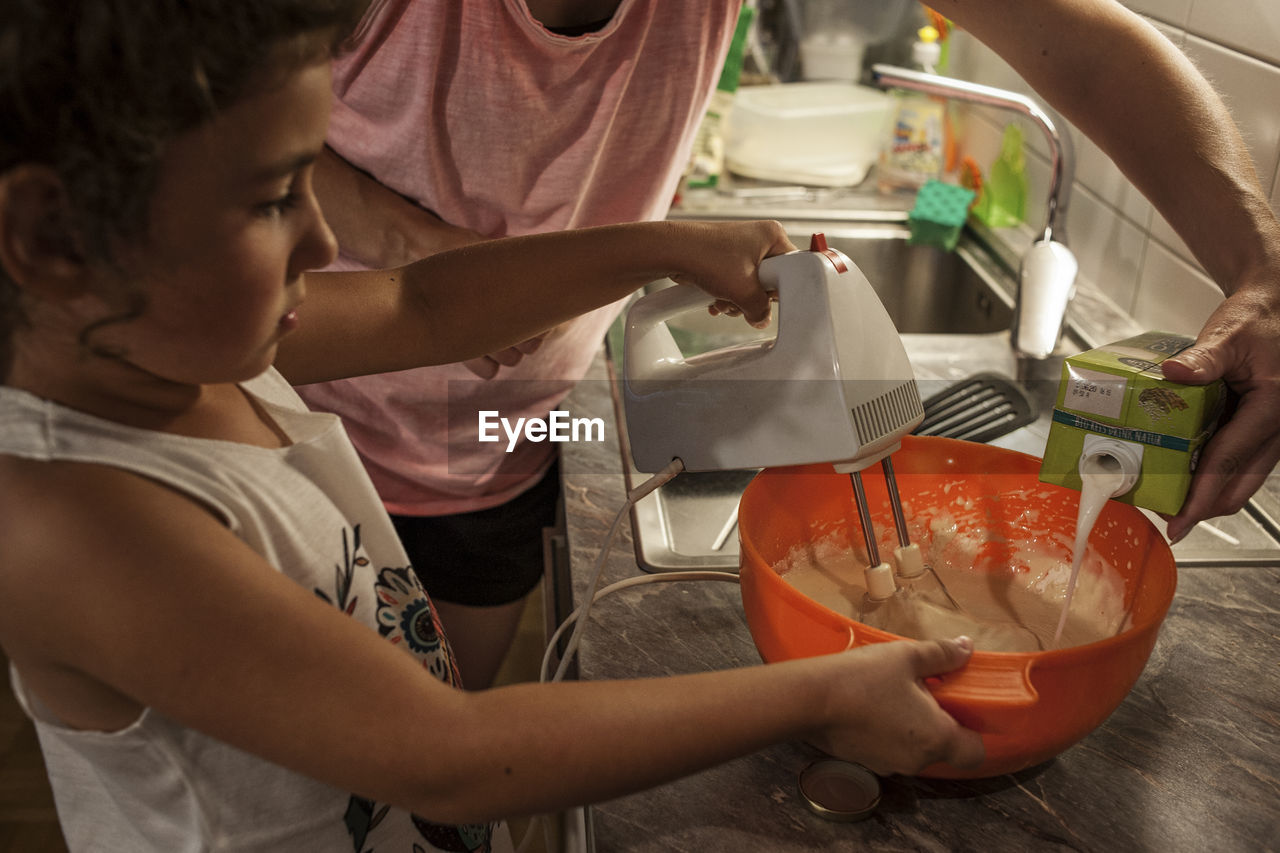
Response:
[946,34,1061,238]
[948,25,1165,230]
[1183,35,1280,200]
[1064,186,1146,314]
[946,29,1031,98]
[943,6,1278,336]
[1124,0,1192,28]
[1150,19,1186,49]
[959,111,1055,238]
[956,110,1002,178]
[1148,32,1280,268]
[1067,124,1154,229]
[947,32,1047,160]
[1186,0,1280,65]
[1146,216,1195,270]
[1131,240,1225,334]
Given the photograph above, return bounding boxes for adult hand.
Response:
[1161,280,1280,542]
[314,146,487,267]
[391,219,555,380]
[314,146,556,379]
[370,208,554,380]
[463,334,547,379]
[812,636,985,776]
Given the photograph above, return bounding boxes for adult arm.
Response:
[937,0,1280,539]
[312,145,483,268]
[313,146,548,378]
[275,218,791,385]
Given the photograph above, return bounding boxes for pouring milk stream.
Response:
[1057,438,1141,644]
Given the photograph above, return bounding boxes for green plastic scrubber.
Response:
[907,179,975,251]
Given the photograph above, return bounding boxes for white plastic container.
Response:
[724,82,892,187]
[797,0,915,82]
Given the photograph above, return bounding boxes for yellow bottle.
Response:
[877,26,946,193]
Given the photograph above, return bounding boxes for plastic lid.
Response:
[798,759,882,822]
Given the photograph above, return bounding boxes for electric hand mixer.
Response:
[622,234,928,584]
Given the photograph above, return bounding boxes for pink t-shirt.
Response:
[299,0,741,515]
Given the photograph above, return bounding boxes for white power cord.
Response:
[540,570,742,684]
[548,456,685,683]
[514,458,744,853]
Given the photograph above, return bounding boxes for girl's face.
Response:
[97,57,338,386]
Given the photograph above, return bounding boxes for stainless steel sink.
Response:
[607,218,1280,571]
[800,222,1015,334]
[638,221,1015,358]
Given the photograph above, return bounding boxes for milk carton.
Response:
[1039,332,1226,515]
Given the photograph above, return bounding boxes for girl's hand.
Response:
[667,219,796,329]
[811,637,985,776]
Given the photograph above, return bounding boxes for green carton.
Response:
[1039,332,1226,515]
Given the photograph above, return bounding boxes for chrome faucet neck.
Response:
[870,64,1073,240]
[871,64,1079,360]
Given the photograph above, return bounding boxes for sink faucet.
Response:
[870,64,1078,359]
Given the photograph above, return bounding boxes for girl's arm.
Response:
[273,219,791,385]
[0,458,982,825]
[936,0,1280,537]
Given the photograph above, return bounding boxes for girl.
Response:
[0,2,982,851]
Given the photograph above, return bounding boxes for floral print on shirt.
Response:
[316,525,492,853]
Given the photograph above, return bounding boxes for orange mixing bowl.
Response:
[737,435,1177,778]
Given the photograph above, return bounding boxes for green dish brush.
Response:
[907,179,975,251]
[973,123,1028,229]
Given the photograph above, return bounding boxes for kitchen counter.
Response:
[556,348,1280,853]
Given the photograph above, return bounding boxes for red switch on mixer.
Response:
[809,232,848,273]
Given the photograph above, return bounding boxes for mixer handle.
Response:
[626,279,723,330]
[624,250,834,377]
[623,280,721,371]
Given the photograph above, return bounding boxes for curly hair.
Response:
[0,0,369,376]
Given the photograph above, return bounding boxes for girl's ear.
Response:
[0,165,90,296]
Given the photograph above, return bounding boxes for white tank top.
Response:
[0,369,509,852]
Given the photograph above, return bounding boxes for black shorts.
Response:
[390,460,561,607]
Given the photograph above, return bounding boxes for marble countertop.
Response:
[557,349,1280,853]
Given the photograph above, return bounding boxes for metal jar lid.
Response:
[798,759,882,822]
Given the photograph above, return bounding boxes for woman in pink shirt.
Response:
[304,0,1280,695]
[302,0,745,687]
